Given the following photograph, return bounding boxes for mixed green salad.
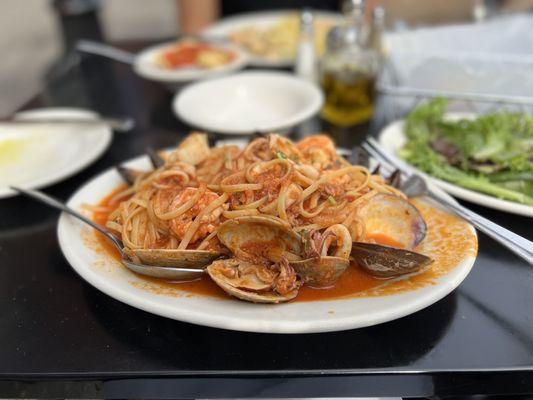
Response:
[399,99,533,205]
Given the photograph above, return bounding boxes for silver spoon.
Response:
[76,40,136,65]
[10,186,205,281]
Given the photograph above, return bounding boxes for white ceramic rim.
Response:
[0,108,112,199]
[203,10,342,67]
[57,150,477,333]
[172,71,324,135]
[133,41,249,83]
[378,114,533,218]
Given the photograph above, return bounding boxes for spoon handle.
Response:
[429,191,533,265]
[10,186,124,254]
[76,40,136,65]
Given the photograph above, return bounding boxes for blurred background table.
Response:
[0,43,532,399]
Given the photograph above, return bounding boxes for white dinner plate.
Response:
[57,152,477,333]
[0,108,112,199]
[133,41,248,85]
[203,10,342,67]
[173,71,323,134]
[378,114,533,218]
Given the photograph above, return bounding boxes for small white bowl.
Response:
[173,71,324,134]
[133,41,248,86]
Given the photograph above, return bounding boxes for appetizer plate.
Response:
[57,153,477,334]
[0,108,112,199]
[378,116,533,218]
[203,10,342,67]
[174,71,323,134]
[134,41,248,84]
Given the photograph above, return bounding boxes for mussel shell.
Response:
[129,248,220,268]
[352,242,433,278]
[207,259,298,303]
[291,256,349,288]
[146,146,165,168]
[217,216,302,264]
[116,166,142,186]
[357,193,427,249]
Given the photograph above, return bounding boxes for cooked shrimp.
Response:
[297,135,339,169]
[168,187,227,244]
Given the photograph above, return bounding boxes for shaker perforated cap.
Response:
[326,0,365,51]
[342,0,365,15]
[299,8,314,34]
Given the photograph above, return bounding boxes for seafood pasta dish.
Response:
[98,133,438,303]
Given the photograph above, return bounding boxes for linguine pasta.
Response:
[105,133,405,255]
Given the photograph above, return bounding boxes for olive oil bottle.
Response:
[320,64,377,126]
[320,0,380,127]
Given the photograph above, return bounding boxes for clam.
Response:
[291,257,349,288]
[291,224,351,288]
[351,242,433,278]
[209,216,304,302]
[217,216,302,264]
[207,259,299,303]
[126,248,220,269]
[356,193,427,249]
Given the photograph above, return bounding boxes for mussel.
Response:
[351,242,433,278]
[356,193,427,249]
[116,165,144,186]
[352,194,432,278]
[146,146,165,168]
[291,224,351,288]
[207,216,303,303]
[116,148,165,185]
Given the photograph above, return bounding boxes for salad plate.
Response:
[379,114,533,217]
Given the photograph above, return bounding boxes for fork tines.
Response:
[361,138,399,176]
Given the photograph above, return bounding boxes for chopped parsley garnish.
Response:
[276,151,287,160]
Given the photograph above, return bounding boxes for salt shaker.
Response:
[295,9,317,83]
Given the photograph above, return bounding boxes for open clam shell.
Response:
[217,216,302,264]
[352,242,433,278]
[127,248,220,268]
[291,224,352,288]
[207,259,298,303]
[357,193,427,249]
[291,256,349,288]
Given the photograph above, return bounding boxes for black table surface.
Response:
[1,46,532,399]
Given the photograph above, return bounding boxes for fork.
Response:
[362,137,533,265]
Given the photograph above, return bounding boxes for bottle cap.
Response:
[300,9,314,34]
